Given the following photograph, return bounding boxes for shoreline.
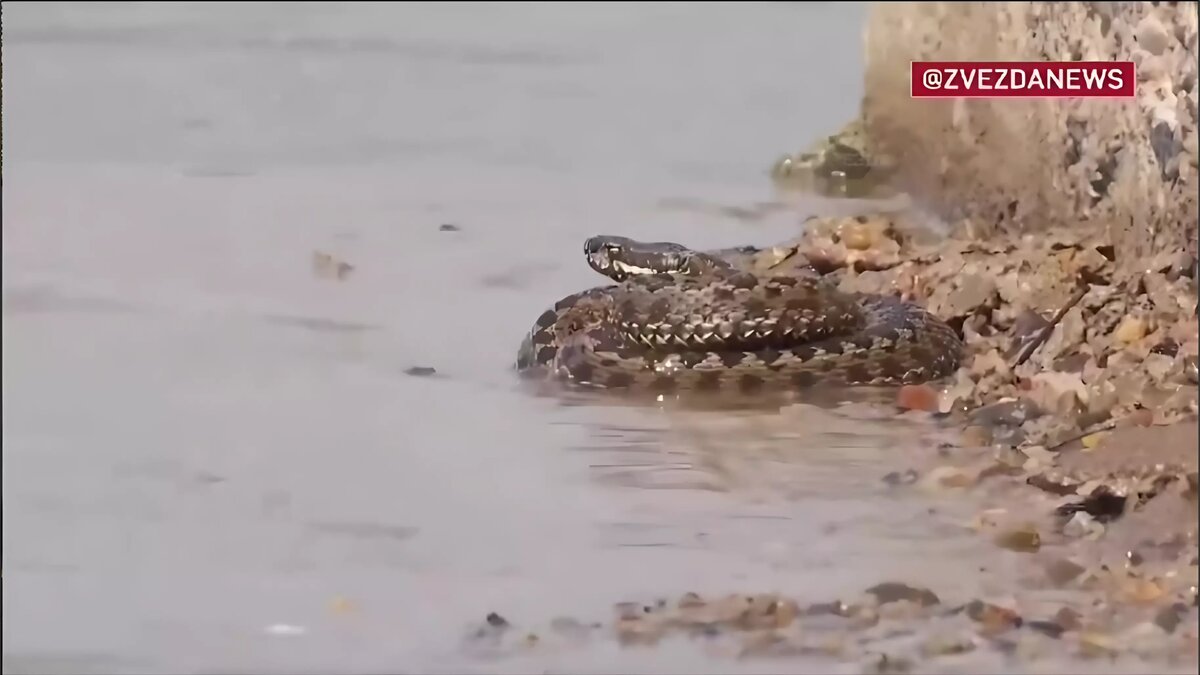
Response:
[479,4,1199,670]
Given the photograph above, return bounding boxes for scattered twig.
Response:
[1046,420,1118,453]
[1011,286,1088,367]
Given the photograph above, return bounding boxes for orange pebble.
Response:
[896,384,939,412]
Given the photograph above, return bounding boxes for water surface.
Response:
[2,3,1057,673]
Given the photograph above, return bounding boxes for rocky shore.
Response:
[762,2,1199,669]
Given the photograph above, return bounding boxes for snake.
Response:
[514,235,964,393]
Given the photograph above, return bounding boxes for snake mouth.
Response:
[585,235,694,282]
[584,237,619,279]
[610,260,660,278]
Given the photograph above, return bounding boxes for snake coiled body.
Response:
[515,236,963,392]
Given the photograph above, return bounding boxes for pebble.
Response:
[943,274,999,316]
[993,525,1042,553]
[311,251,355,281]
[1125,408,1155,426]
[1114,316,1148,344]
[1063,511,1106,538]
[1078,631,1120,658]
[865,582,940,607]
[1120,577,1167,605]
[1053,607,1082,632]
[1027,620,1067,639]
[838,220,881,251]
[896,384,939,411]
[1154,602,1190,633]
[1044,558,1087,586]
[881,469,919,486]
[848,605,881,630]
[965,600,1023,635]
[1136,14,1172,55]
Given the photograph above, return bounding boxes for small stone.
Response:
[848,605,881,630]
[1125,408,1155,427]
[1120,577,1166,605]
[439,223,461,232]
[614,615,665,646]
[485,612,509,628]
[896,384,939,411]
[1044,558,1086,586]
[878,599,927,621]
[1027,620,1066,639]
[943,274,998,316]
[1135,14,1172,55]
[1078,631,1119,658]
[1154,603,1189,633]
[311,250,355,281]
[839,222,878,251]
[768,598,800,629]
[405,366,438,377]
[1027,372,1089,418]
[1063,511,1105,539]
[1114,316,1148,344]
[1054,607,1082,631]
[865,582,940,607]
[881,469,919,487]
[672,594,752,628]
[994,525,1042,553]
[965,600,1023,635]
[1137,348,1176,381]
[740,595,800,630]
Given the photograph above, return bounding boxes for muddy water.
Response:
[0,4,1122,674]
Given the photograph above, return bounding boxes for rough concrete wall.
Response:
[862,2,1198,275]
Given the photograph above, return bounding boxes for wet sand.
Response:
[3,4,1191,674]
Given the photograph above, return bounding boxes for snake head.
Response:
[584,235,693,282]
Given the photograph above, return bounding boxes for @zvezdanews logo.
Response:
[911,61,1136,98]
